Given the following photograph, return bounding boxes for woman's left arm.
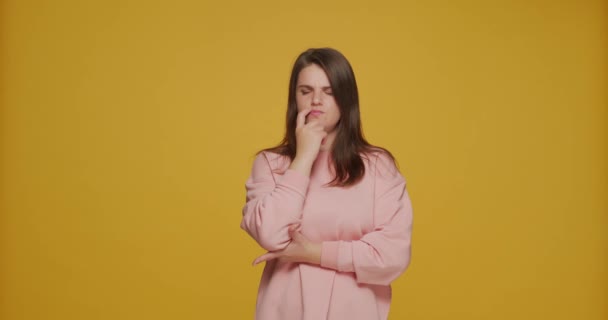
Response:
[320,153,413,286]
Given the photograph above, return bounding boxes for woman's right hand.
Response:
[289,108,328,176]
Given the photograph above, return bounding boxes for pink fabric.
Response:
[241,150,413,320]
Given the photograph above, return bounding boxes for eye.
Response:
[324,90,333,96]
[300,90,311,95]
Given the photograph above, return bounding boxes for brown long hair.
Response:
[262,47,395,187]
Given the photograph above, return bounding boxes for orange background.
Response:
[1,0,606,319]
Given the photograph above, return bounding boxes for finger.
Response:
[253,252,280,266]
[296,108,312,128]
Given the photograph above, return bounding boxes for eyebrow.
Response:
[297,85,333,90]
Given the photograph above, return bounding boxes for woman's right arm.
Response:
[240,152,311,252]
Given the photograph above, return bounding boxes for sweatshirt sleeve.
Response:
[320,152,413,285]
[240,152,311,252]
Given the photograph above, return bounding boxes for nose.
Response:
[312,92,322,106]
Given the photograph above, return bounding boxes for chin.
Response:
[325,126,338,134]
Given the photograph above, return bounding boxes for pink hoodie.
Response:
[241,150,413,320]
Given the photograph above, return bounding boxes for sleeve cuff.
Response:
[277,169,310,197]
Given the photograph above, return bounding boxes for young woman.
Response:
[241,47,413,320]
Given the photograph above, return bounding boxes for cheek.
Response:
[329,104,341,122]
[295,95,307,110]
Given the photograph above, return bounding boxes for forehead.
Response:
[297,64,330,86]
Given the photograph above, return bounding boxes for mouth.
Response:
[309,110,324,117]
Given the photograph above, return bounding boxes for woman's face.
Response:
[295,64,341,134]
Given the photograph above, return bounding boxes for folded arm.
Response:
[240,152,310,251]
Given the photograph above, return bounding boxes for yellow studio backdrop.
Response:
[0,0,606,319]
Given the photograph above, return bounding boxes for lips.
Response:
[309,110,323,116]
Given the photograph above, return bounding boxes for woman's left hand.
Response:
[252,224,321,266]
